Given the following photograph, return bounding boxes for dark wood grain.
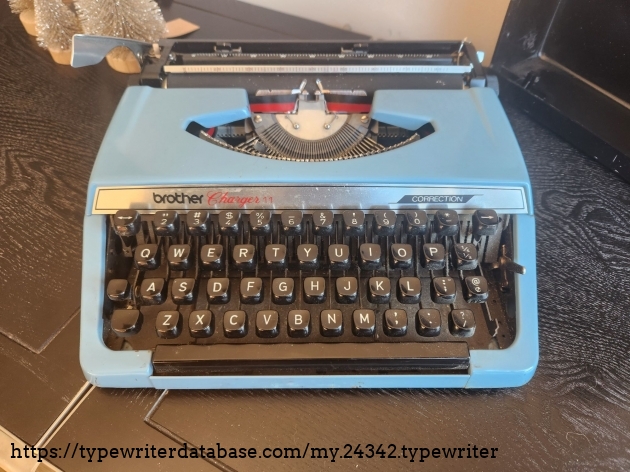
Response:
[2,0,630,470]
[0,314,84,445]
[47,388,218,472]
[0,6,127,351]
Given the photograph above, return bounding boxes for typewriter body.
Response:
[75,37,538,388]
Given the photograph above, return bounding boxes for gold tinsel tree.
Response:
[8,0,33,13]
[34,0,81,65]
[75,0,166,73]
[9,0,36,36]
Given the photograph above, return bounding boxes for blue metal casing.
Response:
[81,86,538,388]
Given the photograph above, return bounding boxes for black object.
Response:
[431,277,456,304]
[359,243,382,269]
[335,277,358,303]
[171,278,195,304]
[188,310,213,338]
[155,311,182,339]
[303,277,326,303]
[281,210,303,235]
[256,310,279,338]
[384,309,408,336]
[153,211,180,237]
[343,210,365,237]
[167,244,191,270]
[134,244,160,270]
[232,244,256,271]
[218,211,240,235]
[492,0,630,181]
[112,210,141,237]
[450,309,476,337]
[417,309,441,337]
[452,244,478,270]
[352,310,376,337]
[223,311,247,337]
[111,309,142,337]
[140,278,167,305]
[288,310,310,338]
[186,210,211,235]
[249,210,272,235]
[320,310,343,337]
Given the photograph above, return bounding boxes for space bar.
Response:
[152,343,470,376]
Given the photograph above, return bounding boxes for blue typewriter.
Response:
[73,36,538,388]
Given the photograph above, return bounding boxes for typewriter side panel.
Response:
[81,214,153,387]
[467,214,538,387]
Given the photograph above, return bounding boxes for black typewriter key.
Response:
[272,278,294,304]
[297,244,319,270]
[336,277,358,303]
[391,243,413,269]
[405,210,428,235]
[111,309,142,337]
[417,309,441,337]
[249,210,272,235]
[304,277,326,303]
[207,278,230,304]
[373,210,397,236]
[218,211,240,235]
[186,210,211,235]
[113,210,142,237]
[134,244,160,270]
[281,210,303,236]
[167,244,192,270]
[265,244,287,269]
[353,310,375,337]
[200,244,224,270]
[452,243,478,270]
[328,244,351,270]
[313,210,334,236]
[384,309,408,336]
[397,277,421,303]
[431,276,456,304]
[156,311,182,339]
[223,311,247,338]
[171,278,195,304]
[359,243,381,269]
[342,210,365,237]
[106,279,130,301]
[233,244,256,271]
[434,210,459,237]
[154,211,180,237]
[421,243,445,269]
[256,310,279,338]
[189,310,213,338]
[320,310,343,337]
[472,209,499,236]
[450,309,476,337]
[463,276,489,303]
[139,278,167,305]
[288,310,311,338]
[368,277,391,303]
[240,277,263,304]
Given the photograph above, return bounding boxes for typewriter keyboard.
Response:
[103,209,517,376]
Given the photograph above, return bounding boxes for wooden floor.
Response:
[1,1,630,471]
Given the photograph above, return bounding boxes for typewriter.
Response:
[73,36,538,388]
